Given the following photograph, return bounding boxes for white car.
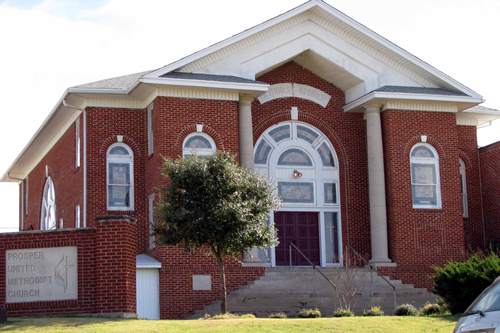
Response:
[454,277,500,333]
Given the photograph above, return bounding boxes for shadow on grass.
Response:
[0,316,130,331]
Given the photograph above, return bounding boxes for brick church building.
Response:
[1,0,499,319]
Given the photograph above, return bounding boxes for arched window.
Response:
[183,133,216,157]
[107,143,134,210]
[278,148,313,166]
[410,143,441,209]
[459,159,468,218]
[40,177,56,230]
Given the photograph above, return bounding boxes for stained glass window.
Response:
[278,149,313,166]
[183,133,216,157]
[324,212,339,264]
[40,177,56,230]
[410,143,440,208]
[324,183,337,204]
[254,140,272,164]
[278,182,314,203]
[297,125,319,144]
[318,142,335,167]
[269,125,290,143]
[107,143,133,210]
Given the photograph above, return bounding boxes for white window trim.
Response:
[106,143,135,211]
[147,103,154,156]
[40,176,56,230]
[75,204,81,228]
[410,143,442,209]
[75,118,81,168]
[459,159,469,218]
[182,132,216,157]
[251,121,343,268]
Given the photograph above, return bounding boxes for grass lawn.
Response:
[0,316,456,333]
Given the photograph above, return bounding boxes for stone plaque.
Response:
[6,246,78,303]
[192,274,212,291]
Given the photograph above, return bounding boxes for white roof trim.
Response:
[144,0,482,100]
[343,91,483,112]
[136,254,162,269]
[140,77,269,92]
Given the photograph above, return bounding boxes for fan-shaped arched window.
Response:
[410,143,441,209]
[107,143,134,210]
[182,133,216,157]
[40,177,56,230]
[278,148,313,166]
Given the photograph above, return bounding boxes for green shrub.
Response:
[333,308,354,317]
[297,308,322,318]
[394,304,418,316]
[420,302,441,316]
[433,252,500,314]
[363,306,384,316]
[268,312,287,319]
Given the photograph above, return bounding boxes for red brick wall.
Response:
[253,61,371,258]
[152,246,264,319]
[86,107,148,252]
[21,115,83,230]
[457,125,485,251]
[381,110,466,289]
[480,141,500,246]
[94,217,137,315]
[0,219,139,317]
[0,229,96,316]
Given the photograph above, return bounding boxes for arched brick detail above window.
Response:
[176,124,225,152]
[99,135,142,157]
[403,135,447,160]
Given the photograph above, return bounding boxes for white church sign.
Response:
[5,246,78,303]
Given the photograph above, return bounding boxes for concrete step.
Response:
[190,266,438,318]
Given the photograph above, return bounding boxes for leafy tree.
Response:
[155,153,279,314]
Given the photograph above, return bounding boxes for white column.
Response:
[365,107,391,264]
[239,95,254,169]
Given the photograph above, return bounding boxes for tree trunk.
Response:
[217,256,228,314]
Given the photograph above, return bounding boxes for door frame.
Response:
[270,207,343,268]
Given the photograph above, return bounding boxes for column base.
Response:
[369,259,397,268]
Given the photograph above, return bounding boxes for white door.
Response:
[136,268,160,320]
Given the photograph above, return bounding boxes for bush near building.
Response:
[433,252,500,314]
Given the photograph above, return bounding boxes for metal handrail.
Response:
[288,242,337,291]
[346,245,397,310]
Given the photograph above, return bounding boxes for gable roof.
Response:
[144,0,482,101]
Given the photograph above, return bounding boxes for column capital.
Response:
[363,106,382,114]
[239,94,254,105]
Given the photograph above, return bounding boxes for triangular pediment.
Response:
[145,0,481,103]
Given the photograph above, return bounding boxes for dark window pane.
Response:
[278,182,314,203]
[254,140,272,164]
[318,142,334,167]
[269,125,290,143]
[297,125,319,144]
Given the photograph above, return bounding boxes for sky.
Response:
[0,0,499,232]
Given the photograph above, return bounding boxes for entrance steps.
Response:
[189,266,437,318]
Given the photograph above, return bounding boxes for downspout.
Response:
[63,99,87,228]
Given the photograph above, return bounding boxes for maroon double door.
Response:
[274,211,320,266]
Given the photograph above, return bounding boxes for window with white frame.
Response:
[459,159,468,218]
[75,204,81,228]
[40,177,56,230]
[107,143,134,210]
[147,103,154,155]
[75,118,81,168]
[182,133,216,157]
[410,143,441,209]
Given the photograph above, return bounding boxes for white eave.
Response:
[344,91,483,112]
